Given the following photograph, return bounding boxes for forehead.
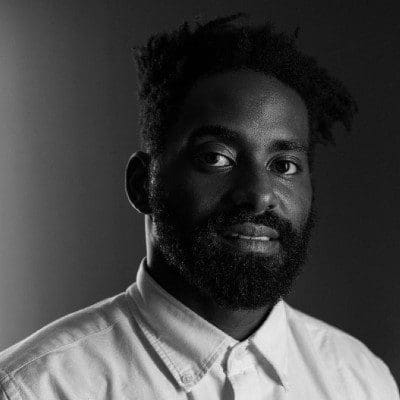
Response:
[171,69,309,147]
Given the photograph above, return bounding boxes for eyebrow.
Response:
[188,124,309,154]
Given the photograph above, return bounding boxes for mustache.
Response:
[201,209,294,236]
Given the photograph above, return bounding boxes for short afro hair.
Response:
[133,13,358,157]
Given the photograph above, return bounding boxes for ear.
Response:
[125,151,152,214]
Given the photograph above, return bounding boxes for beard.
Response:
[149,180,314,311]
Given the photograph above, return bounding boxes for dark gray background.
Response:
[0,0,399,385]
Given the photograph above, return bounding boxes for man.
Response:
[0,14,398,400]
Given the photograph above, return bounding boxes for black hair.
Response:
[133,13,358,158]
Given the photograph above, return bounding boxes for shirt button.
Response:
[234,345,246,358]
[181,372,194,385]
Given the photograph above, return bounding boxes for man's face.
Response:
[148,69,314,310]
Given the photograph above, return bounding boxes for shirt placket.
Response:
[226,344,263,400]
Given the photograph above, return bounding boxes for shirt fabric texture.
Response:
[0,258,398,399]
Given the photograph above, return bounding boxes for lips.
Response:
[222,222,279,241]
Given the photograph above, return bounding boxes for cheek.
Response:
[279,179,313,225]
[160,169,226,223]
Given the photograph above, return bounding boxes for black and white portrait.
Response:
[0,1,399,399]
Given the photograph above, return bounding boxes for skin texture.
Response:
[126,69,313,340]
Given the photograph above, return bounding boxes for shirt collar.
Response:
[249,299,289,389]
[127,258,289,392]
[128,258,237,392]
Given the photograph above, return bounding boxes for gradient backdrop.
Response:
[1,0,399,385]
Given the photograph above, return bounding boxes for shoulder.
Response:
[0,291,130,373]
[284,302,399,399]
[0,288,139,399]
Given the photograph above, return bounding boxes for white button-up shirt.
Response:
[0,258,398,399]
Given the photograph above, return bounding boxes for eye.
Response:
[197,152,233,167]
[270,159,299,175]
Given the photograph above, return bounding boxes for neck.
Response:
[146,247,273,341]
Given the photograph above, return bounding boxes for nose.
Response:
[229,165,278,215]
